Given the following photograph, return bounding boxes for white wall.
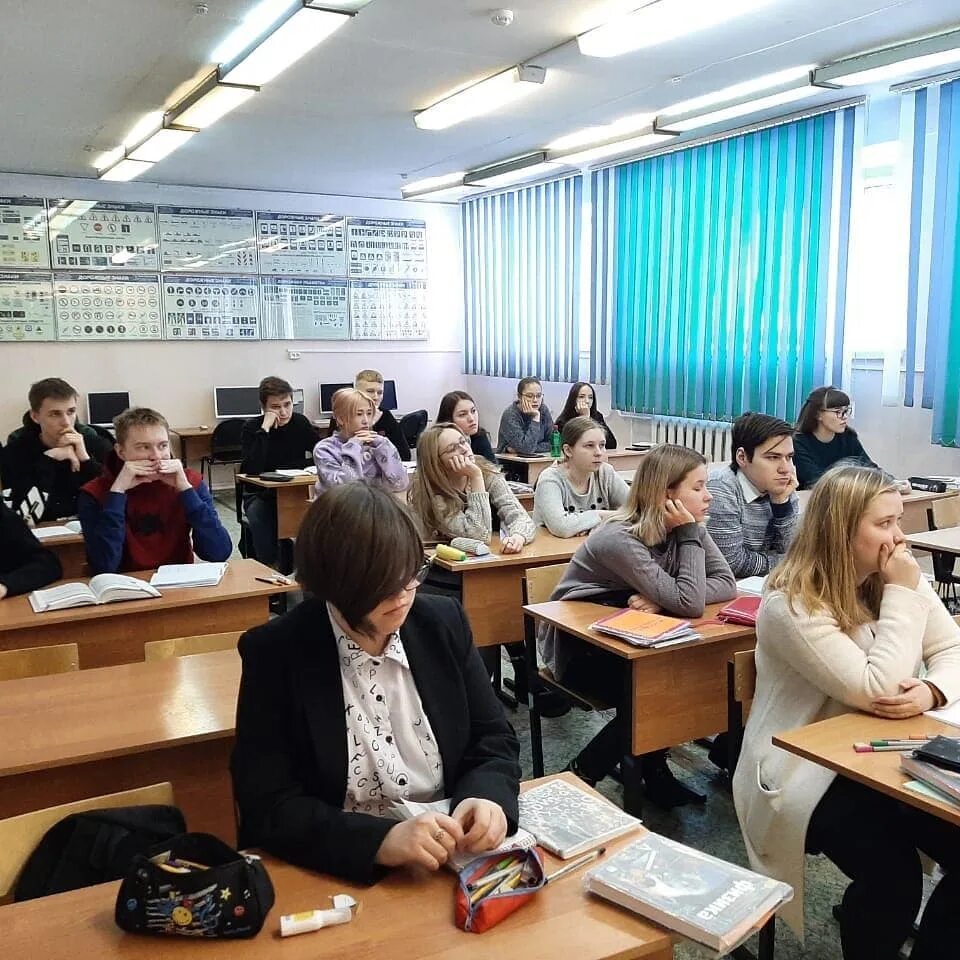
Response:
[0,172,463,432]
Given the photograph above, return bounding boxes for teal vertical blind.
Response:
[593,108,856,421]
[462,176,582,381]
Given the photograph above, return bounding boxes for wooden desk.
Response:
[906,526,960,557]
[35,530,87,579]
[773,712,960,827]
[0,649,239,839]
[498,449,648,486]
[236,473,315,540]
[0,559,296,668]
[431,533,579,648]
[171,426,215,469]
[797,488,958,536]
[2,773,674,960]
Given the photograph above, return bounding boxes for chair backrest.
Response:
[0,782,174,902]
[399,409,428,450]
[932,496,960,530]
[732,649,757,706]
[0,643,80,681]
[524,563,569,605]
[144,631,243,661]
[210,418,246,455]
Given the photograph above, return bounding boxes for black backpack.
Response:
[13,804,186,902]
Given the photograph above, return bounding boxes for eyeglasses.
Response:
[441,436,471,455]
[827,406,853,419]
[520,393,543,401]
[400,560,432,593]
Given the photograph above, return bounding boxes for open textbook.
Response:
[584,832,793,955]
[29,575,160,612]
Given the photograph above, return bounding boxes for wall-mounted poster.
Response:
[158,206,258,274]
[0,197,50,269]
[162,275,260,340]
[350,279,428,340]
[0,272,55,340]
[256,213,346,277]
[347,218,427,279]
[54,273,163,340]
[48,201,158,271]
[260,277,348,340]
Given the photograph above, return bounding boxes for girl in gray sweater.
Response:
[539,444,736,808]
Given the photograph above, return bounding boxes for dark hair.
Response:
[295,484,423,633]
[796,386,856,435]
[258,376,293,407]
[730,412,794,472]
[438,390,481,430]
[516,376,542,397]
[556,381,598,429]
[29,378,78,412]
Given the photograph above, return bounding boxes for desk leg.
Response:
[622,664,643,818]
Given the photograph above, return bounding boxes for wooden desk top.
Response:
[0,649,239,778]
[796,488,956,508]
[0,559,296,634]
[170,426,216,438]
[906,526,960,554]
[773,712,960,827]
[236,472,316,490]
[523,600,755,661]
[497,449,644,465]
[2,772,673,960]
[431,532,579,572]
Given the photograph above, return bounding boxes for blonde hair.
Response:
[409,423,500,538]
[114,406,168,444]
[332,389,374,434]
[354,368,383,386]
[767,465,898,632]
[560,416,605,461]
[609,444,706,546]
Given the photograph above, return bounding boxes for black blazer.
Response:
[231,593,521,885]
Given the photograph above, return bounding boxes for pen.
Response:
[255,576,290,586]
[854,742,923,753]
[467,863,521,891]
[545,846,606,884]
[870,737,933,745]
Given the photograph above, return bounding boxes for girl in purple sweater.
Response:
[313,389,409,500]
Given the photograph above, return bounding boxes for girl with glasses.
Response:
[497,376,555,455]
[409,423,536,554]
[793,385,880,489]
[232,483,521,883]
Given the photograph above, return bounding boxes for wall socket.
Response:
[287,350,302,360]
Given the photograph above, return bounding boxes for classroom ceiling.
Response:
[2,0,958,199]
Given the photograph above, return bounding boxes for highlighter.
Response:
[435,544,467,562]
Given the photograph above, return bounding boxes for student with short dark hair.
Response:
[0,501,62,598]
[2,378,111,523]
[437,391,496,464]
[240,376,317,565]
[232,483,521,883]
[78,407,232,573]
[555,382,618,449]
[497,377,554,454]
[706,412,799,578]
[353,368,411,461]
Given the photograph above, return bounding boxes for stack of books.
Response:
[590,608,699,648]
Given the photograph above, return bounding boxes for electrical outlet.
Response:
[287,350,302,360]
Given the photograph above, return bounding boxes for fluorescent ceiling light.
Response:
[547,128,675,166]
[212,0,300,64]
[402,171,465,198]
[167,76,259,129]
[414,65,547,131]
[122,111,165,149]
[99,158,154,182]
[93,145,125,172]
[127,127,196,163]
[813,29,960,88]
[547,113,653,152]
[464,152,566,189]
[578,0,775,58]
[221,2,352,86]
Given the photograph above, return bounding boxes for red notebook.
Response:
[718,595,761,626]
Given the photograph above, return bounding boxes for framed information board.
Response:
[348,218,427,279]
[54,273,163,341]
[48,201,158,271]
[158,206,258,273]
[260,277,348,340]
[162,275,260,340]
[0,197,50,269]
[256,213,346,277]
[0,272,55,341]
[350,280,428,340]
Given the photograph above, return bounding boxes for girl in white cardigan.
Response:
[732,465,960,957]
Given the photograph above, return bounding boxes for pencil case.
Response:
[454,847,545,933]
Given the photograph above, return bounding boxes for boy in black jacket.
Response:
[0,501,62,598]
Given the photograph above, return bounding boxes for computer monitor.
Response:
[87,391,131,427]
[319,379,398,415]
[213,386,262,419]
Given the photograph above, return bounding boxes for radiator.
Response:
[651,416,732,463]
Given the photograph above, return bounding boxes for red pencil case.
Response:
[718,595,761,626]
[454,847,545,933]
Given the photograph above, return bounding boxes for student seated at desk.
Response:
[0,501,62,598]
[497,376,555,455]
[555,381,618,449]
[793,386,880,489]
[533,417,629,538]
[706,412,799,577]
[437,390,496,464]
[732,465,960,957]
[409,423,535,553]
[240,375,317,565]
[313,389,409,499]
[231,484,521,883]
[538,444,736,807]
[354,368,411,461]
[2,377,111,523]
[77,407,232,574]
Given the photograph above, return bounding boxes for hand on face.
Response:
[156,458,191,491]
[663,497,696,530]
[878,541,920,590]
[353,430,380,445]
[261,410,278,432]
[769,467,798,505]
[447,452,482,479]
[575,397,591,414]
[519,395,540,418]
[112,459,160,493]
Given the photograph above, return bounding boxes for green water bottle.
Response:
[550,426,562,459]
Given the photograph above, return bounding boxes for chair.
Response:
[725,649,758,778]
[144,631,242,661]
[399,409,428,452]
[0,643,79,681]
[928,499,960,607]
[0,782,174,903]
[200,419,246,492]
[523,563,610,778]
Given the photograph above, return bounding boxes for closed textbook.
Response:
[584,832,793,955]
[590,608,698,648]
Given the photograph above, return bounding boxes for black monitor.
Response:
[213,386,262,419]
[87,391,131,427]
[319,379,398,415]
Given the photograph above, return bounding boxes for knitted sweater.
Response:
[532,463,629,537]
[422,474,536,544]
[496,402,555,455]
[313,433,409,497]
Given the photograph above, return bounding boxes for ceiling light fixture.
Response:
[414,64,547,131]
[166,72,260,129]
[577,0,775,59]
[546,127,676,166]
[99,158,155,182]
[463,152,566,189]
[547,113,654,152]
[813,28,960,88]
[127,127,197,163]
[400,171,482,201]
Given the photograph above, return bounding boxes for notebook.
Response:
[900,755,960,804]
[590,608,699,648]
[29,575,160,612]
[735,575,766,597]
[717,595,761,626]
[925,699,960,729]
[149,562,228,588]
[32,520,82,540]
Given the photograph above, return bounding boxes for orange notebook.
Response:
[590,608,698,648]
